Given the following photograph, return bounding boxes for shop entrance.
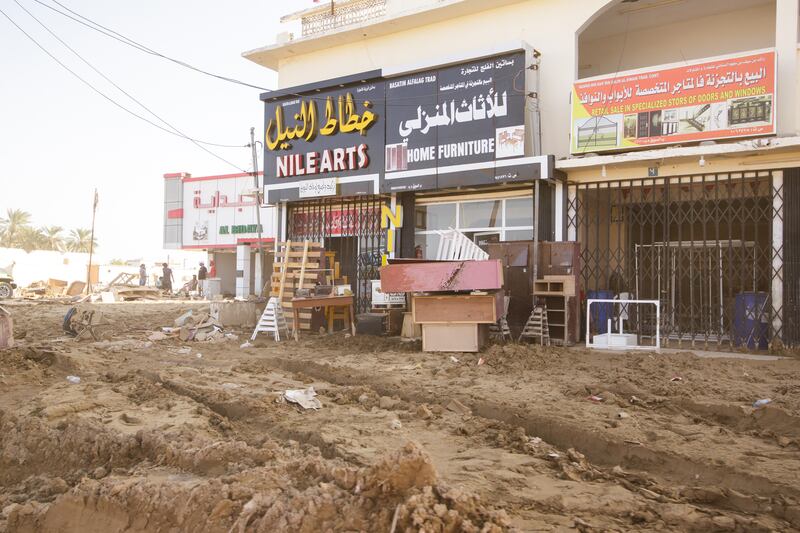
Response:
[569,171,783,348]
[287,196,387,313]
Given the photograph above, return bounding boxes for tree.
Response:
[0,209,32,248]
[67,228,97,253]
[16,226,47,253]
[41,226,65,251]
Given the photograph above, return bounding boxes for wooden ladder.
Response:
[489,317,512,342]
[519,305,550,346]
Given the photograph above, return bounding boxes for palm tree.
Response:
[0,209,32,248]
[41,226,65,251]
[67,228,97,253]
[17,226,46,253]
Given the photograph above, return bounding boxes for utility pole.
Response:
[250,127,267,296]
[86,189,98,293]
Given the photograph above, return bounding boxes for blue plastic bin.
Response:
[733,292,769,350]
[588,290,614,334]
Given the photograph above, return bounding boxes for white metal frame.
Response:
[585,299,660,351]
[434,228,490,260]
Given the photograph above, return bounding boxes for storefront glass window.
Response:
[414,233,441,258]
[504,228,534,241]
[505,197,534,227]
[415,204,456,231]
[459,200,501,228]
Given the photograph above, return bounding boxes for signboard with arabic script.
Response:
[383,51,529,192]
[182,174,275,248]
[571,50,776,154]
[263,80,385,203]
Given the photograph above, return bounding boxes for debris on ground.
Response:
[283,386,322,409]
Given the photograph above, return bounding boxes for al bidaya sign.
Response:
[571,50,776,154]
[261,51,552,203]
[182,174,274,248]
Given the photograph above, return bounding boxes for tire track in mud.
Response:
[140,371,356,463]
[258,355,800,526]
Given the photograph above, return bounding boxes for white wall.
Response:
[578,3,776,78]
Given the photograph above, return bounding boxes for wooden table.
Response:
[290,295,356,341]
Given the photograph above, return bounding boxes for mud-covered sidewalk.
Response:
[1,301,799,532]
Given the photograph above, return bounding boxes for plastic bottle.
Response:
[66,375,81,384]
[752,398,772,408]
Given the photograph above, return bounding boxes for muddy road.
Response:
[1,300,798,531]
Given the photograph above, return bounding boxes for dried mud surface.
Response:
[1,300,799,532]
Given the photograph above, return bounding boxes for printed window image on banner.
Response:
[570,50,776,154]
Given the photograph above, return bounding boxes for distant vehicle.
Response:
[0,274,15,299]
[0,262,17,299]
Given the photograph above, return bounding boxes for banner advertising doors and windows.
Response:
[571,49,776,154]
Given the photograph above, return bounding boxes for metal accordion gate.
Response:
[286,195,388,314]
[567,170,791,349]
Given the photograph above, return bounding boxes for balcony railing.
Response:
[301,0,387,37]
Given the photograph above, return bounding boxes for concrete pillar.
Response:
[236,244,251,299]
[254,251,262,297]
[554,180,564,241]
[400,192,416,258]
[772,171,784,344]
[776,0,799,135]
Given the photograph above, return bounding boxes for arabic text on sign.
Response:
[265,92,377,151]
[398,88,509,137]
[193,191,258,210]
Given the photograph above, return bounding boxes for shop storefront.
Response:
[163,171,276,298]
[262,46,559,312]
[563,49,800,348]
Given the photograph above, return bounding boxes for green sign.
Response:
[219,224,263,235]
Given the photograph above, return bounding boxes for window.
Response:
[415,203,456,231]
[459,200,501,228]
[504,228,534,241]
[415,233,441,258]
[414,196,534,258]
[505,197,534,226]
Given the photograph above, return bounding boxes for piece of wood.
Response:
[401,312,421,338]
[422,323,487,352]
[297,240,309,297]
[412,294,500,324]
[277,239,291,304]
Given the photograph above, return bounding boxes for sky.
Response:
[0,0,317,259]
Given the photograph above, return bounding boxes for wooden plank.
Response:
[297,241,308,296]
[412,294,499,324]
[277,240,291,303]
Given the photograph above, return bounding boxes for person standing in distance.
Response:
[161,263,174,294]
[198,262,208,296]
[139,264,147,286]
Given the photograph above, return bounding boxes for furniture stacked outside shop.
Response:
[266,240,356,340]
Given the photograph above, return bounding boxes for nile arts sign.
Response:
[263,81,385,203]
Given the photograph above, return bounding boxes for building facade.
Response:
[163,171,276,298]
[242,0,800,348]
